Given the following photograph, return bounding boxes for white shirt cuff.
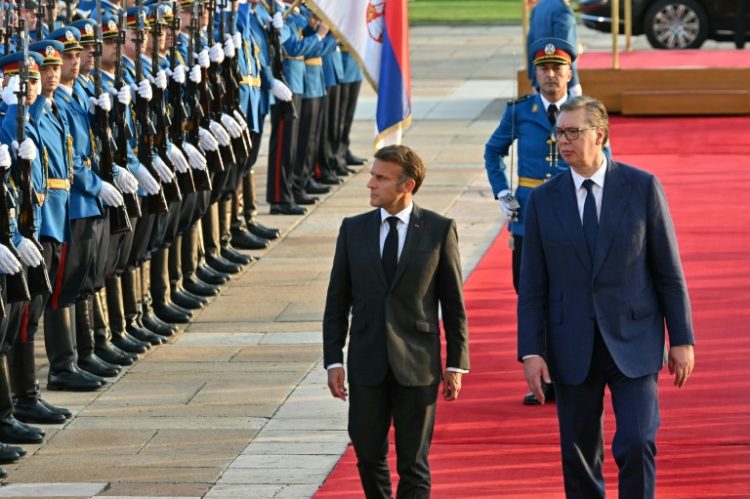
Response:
[521,354,541,360]
[326,363,343,370]
[446,367,468,373]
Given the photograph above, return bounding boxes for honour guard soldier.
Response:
[337,44,365,167]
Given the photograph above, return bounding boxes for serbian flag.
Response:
[305,0,412,147]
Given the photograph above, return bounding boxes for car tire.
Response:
[644,0,709,49]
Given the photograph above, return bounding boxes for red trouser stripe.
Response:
[50,242,69,311]
[19,303,30,343]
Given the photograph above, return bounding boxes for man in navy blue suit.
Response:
[517,96,695,498]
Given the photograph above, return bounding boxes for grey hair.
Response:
[559,95,609,145]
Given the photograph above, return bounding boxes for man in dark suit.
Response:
[518,96,695,498]
[323,145,470,499]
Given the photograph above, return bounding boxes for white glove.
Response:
[98,181,124,207]
[198,127,219,151]
[113,165,138,194]
[181,142,206,170]
[197,49,210,68]
[233,32,242,49]
[132,79,153,101]
[89,92,112,114]
[209,43,225,64]
[2,76,19,106]
[153,70,167,90]
[172,64,186,84]
[220,113,242,139]
[152,155,175,183]
[0,243,22,275]
[223,35,235,58]
[232,110,249,132]
[15,237,43,268]
[189,64,202,83]
[132,164,160,195]
[208,120,231,147]
[497,189,520,221]
[168,144,189,174]
[13,138,37,161]
[272,11,283,30]
[271,79,292,102]
[0,144,10,169]
[116,85,132,106]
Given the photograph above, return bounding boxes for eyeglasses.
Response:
[553,127,597,141]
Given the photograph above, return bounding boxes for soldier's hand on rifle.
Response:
[168,144,189,174]
[171,65,187,84]
[497,189,520,222]
[15,238,43,269]
[116,85,132,106]
[233,31,242,50]
[0,244,23,275]
[208,121,231,147]
[197,49,210,68]
[153,156,175,184]
[209,43,225,64]
[271,79,292,102]
[0,144,10,169]
[2,76,19,106]
[232,110,249,134]
[12,139,37,162]
[181,142,207,170]
[98,181,124,207]
[113,165,139,194]
[198,128,219,151]
[189,64,202,83]
[223,34,235,59]
[220,113,242,139]
[132,164,160,195]
[271,11,284,30]
[89,93,112,114]
[132,79,152,101]
[152,70,168,90]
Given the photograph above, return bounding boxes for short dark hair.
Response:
[373,145,426,194]
[559,95,610,145]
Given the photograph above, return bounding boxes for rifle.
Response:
[34,0,44,40]
[133,0,168,213]
[218,0,249,163]
[46,0,54,33]
[15,19,51,298]
[166,1,196,194]
[94,0,132,234]
[150,0,182,203]
[113,11,142,219]
[267,0,296,119]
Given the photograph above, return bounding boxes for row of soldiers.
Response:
[0,0,364,477]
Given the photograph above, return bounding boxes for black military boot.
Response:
[182,225,221,296]
[75,299,120,378]
[92,291,137,366]
[243,171,280,240]
[45,306,105,392]
[122,268,167,345]
[0,355,44,443]
[9,341,68,424]
[149,249,191,326]
[167,238,207,309]
[105,276,150,354]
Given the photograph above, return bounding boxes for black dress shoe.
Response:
[94,335,137,366]
[0,445,21,464]
[0,418,44,444]
[48,368,103,392]
[246,220,279,240]
[231,229,269,250]
[270,203,307,215]
[152,303,192,325]
[78,354,121,378]
[318,174,343,185]
[522,382,555,406]
[206,254,243,274]
[305,180,331,194]
[293,193,318,205]
[38,398,72,419]
[111,330,150,354]
[13,398,66,424]
[346,151,366,165]
[183,276,220,297]
[221,247,254,265]
[196,265,230,285]
[142,312,177,336]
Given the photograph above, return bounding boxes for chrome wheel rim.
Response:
[651,3,701,48]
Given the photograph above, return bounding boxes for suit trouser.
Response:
[348,370,438,499]
[555,330,659,499]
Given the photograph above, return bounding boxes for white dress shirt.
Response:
[379,203,412,260]
[540,93,568,117]
[570,156,607,223]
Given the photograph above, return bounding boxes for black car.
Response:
[578,0,749,49]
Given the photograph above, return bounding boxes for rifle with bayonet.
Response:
[267,0,295,119]
[133,0,168,213]
[195,0,224,175]
[94,0,132,234]
[15,19,51,298]
[112,11,142,219]
[226,0,253,154]
[218,0,249,164]
[149,0,181,203]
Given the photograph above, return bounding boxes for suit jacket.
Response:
[323,204,470,387]
[518,160,694,385]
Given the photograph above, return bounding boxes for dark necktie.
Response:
[547,103,558,126]
[382,216,399,287]
[582,179,598,258]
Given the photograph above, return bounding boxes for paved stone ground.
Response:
[0,25,735,499]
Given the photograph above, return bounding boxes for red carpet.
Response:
[315,116,750,498]
[579,50,750,69]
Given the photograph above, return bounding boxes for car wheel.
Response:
[644,0,709,49]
